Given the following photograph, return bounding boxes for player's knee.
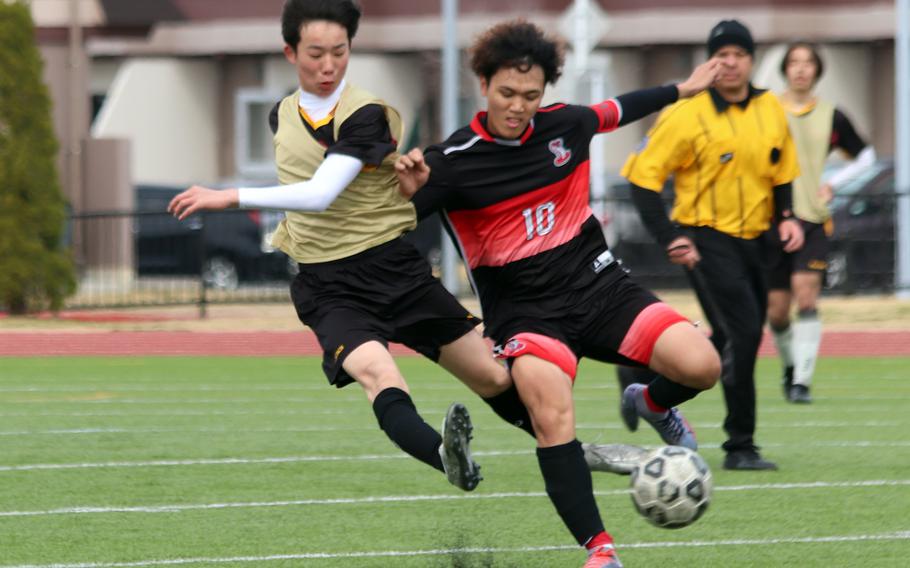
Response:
[527,403,573,444]
[677,347,721,390]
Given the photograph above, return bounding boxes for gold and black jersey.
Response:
[269,84,416,264]
[622,87,799,239]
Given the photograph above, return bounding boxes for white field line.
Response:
[1,480,907,518]
[2,531,909,567]
[2,395,906,405]
[0,420,903,437]
[0,404,903,418]
[2,442,910,473]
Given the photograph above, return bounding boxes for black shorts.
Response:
[489,264,685,372]
[290,238,479,387]
[766,219,830,290]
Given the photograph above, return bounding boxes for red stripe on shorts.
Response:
[618,303,688,365]
[495,332,579,381]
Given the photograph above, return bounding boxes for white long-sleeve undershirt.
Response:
[236,80,363,212]
[237,153,363,211]
[827,146,877,189]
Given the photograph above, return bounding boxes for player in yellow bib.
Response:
[767,42,875,404]
[168,0,641,493]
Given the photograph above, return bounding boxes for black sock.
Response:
[372,387,444,472]
[617,365,657,391]
[647,374,702,409]
[537,439,605,546]
[483,385,536,438]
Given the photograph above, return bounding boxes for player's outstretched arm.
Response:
[168,186,238,220]
[395,148,431,199]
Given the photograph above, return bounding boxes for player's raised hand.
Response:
[395,148,431,199]
[168,185,239,220]
[676,58,722,98]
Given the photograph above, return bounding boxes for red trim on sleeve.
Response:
[591,99,621,133]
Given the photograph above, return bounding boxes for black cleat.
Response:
[787,384,812,404]
[439,403,482,491]
[723,449,778,471]
[781,366,794,400]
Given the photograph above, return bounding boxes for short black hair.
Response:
[780,42,825,82]
[469,20,564,85]
[281,0,361,48]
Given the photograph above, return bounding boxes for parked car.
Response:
[595,162,899,294]
[826,160,895,292]
[135,185,294,289]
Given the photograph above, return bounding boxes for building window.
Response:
[235,89,282,180]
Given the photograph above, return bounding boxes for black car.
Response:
[826,160,895,292]
[135,185,294,289]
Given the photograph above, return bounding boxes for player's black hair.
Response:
[281,0,361,48]
[780,41,825,82]
[469,20,565,85]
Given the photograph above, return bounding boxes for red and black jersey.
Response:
[412,86,678,336]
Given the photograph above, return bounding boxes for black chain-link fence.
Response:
[64,171,902,313]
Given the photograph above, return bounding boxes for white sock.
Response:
[771,325,794,370]
[793,316,822,386]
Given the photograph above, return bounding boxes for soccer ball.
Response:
[629,445,713,529]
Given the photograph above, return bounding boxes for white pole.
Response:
[589,61,607,224]
[440,0,460,294]
[896,0,910,296]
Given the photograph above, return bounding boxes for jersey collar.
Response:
[470,112,536,146]
[780,96,818,116]
[709,84,767,113]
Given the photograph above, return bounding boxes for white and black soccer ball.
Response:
[629,445,713,529]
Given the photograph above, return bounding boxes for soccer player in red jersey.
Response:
[397,21,722,568]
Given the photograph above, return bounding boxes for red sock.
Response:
[585,531,614,551]
[643,385,668,413]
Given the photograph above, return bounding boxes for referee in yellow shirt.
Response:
[621,20,805,471]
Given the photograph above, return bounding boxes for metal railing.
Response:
[63,186,900,313]
[65,209,293,315]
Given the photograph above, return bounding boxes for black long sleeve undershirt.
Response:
[772,182,794,221]
[631,181,795,248]
[615,85,679,127]
[630,184,679,247]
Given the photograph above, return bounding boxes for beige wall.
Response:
[92,58,220,185]
[39,44,90,210]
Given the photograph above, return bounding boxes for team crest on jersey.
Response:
[548,138,572,167]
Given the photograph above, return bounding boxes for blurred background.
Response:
[23,0,906,311]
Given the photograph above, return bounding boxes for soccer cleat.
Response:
[782,366,795,400]
[583,544,623,568]
[621,384,697,450]
[787,384,812,404]
[439,402,482,491]
[723,448,778,471]
[615,366,656,432]
[582,443,648,475]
